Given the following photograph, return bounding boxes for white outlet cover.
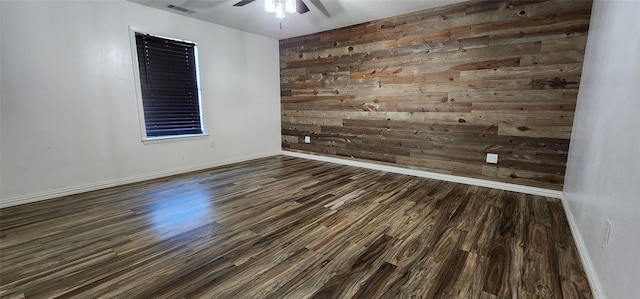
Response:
[304,136,311,143]
[486,153,498,164]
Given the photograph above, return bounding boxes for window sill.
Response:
[142,134,209,145]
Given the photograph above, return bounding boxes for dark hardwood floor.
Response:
[0,155,592,298]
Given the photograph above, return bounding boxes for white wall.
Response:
[564,1,640,298]
[0,0,282,206]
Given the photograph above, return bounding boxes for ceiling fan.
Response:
[233,0,310,18]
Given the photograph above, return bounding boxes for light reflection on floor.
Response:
[148,189,215,239]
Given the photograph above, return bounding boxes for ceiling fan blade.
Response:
[308,0,330,17]
[296,0,310,14]
[233,0,256,7]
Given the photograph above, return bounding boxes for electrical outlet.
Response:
[486,153,498,164]
[304,136,310,143]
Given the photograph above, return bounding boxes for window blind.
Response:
[135,33,203,137]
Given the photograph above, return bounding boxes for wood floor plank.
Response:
[0,155,592,298]
[482,192,526,297]
[264,242,369,298]
[308,234,395,298]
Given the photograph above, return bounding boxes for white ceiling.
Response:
[128,0,467,40]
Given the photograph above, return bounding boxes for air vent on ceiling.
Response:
[167,4,196,14]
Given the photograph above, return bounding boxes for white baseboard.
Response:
[282,150,563,198]
[0,152,279,209]
[560,195,605,299]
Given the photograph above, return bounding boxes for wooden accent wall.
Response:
[279,0,592,190]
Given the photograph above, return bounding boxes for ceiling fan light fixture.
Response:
[265,0,275,13]
[265,0,296,19]
[285,0,296,13]
[274,0,286,18]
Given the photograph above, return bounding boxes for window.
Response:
[134,32,204,139]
